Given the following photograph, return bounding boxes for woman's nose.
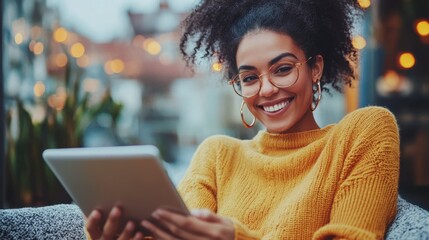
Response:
[258,74,279,97]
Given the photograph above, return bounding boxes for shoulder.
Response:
[332,106,399,146]
[338,106,398,132]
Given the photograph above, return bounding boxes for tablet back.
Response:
[43,145,189,223]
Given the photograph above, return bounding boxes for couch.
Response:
[0,196,428,239]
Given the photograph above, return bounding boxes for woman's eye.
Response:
[240,74,259,84]
[274,64,293,75]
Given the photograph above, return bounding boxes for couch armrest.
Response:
[385,196,429,240]
[0,204,86,239]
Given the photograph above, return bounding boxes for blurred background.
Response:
[0,0,428,210]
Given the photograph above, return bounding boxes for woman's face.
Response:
[235,29,323,134]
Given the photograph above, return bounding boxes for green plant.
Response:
[5,63,123,207]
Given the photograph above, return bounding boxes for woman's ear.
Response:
[312,55,324,83]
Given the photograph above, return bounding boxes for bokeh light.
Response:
[416,20,429,37]
[212,62,223,72]
[352,35,367,50]
[33,81,46,97]
[70,42,85,58]
[398,52,416,69]
[33,42,44,55]
[358,0,371,9]
[104,59,125,74]
[55,53,68,67]
[143,38,162,55]
[14,33,23,45]
[53,27,68,43]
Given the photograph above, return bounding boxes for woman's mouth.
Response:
[260,98,294,113]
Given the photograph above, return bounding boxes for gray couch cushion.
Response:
[0,196,428,239]
[385,196,429,240]
[0,204,86,240]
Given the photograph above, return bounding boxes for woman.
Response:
[86,0,400,239]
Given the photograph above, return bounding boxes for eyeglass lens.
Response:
[232,61,300,97]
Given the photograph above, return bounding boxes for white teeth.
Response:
[263,100,290,113]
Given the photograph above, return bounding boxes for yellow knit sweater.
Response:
[177,106,400,240]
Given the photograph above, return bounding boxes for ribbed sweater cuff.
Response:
[313,223,378,240]
[231,219,260,240]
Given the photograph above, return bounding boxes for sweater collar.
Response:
[252,125,334,150]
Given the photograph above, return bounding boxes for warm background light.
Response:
[211,62,223,72]
[48,87,67,111]
[104,59,125,74]
[398,52,416,69]
[143,38,162,55]
[55,53,68,67]
[70,42,85,58]
[110,59,125,73]
[33,42,44,55]
[358,0,371,9]
[33,81,46,97]
[14,33,23,45]
[416,20,429,37]
[383,70,401,91]
[53,27,68,43]
[352,35,367,50]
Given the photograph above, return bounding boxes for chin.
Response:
[265,124,293,134]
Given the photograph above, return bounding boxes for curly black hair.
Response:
[179,0,363,92]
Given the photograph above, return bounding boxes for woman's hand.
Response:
[85,207,146,240]
[141,208,235,240]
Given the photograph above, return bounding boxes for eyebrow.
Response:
[237,52,299,72]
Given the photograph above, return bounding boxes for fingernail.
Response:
[126,221,134,230]
[152,211,160,219]
[141,220,150,228]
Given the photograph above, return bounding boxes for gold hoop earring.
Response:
[311,80,322,112]
[240,101,256,128]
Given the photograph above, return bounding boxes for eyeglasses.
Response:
[228,56,313,98]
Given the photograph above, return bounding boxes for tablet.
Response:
[42,145,189,228]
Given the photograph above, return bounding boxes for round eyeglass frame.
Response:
[228,56,313,98]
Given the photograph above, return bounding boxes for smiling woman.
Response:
[85,0,401,239]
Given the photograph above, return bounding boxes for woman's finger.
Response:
[85,210,103,239]
[117,221,135,240]
[191,209,233,226]
[132,231,145,240]
[141,220,177,240]
[101,207,123,239]
[152,209,235,239]
[191,209,220,222]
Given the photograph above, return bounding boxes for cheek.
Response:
[243,98,259,115]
